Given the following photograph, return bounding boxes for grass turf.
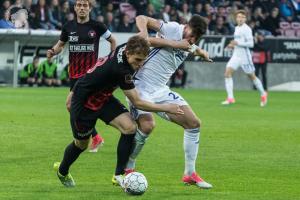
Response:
[0,87,299,200]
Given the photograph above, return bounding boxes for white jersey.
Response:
[232,23,254,58]
[134,21,189,89]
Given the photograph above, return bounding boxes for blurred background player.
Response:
[19,56,39,86]
[60,64,70,87]
[113,15,213,189]
[170,62,188,88]
[222,10,268,107]
[253,31,268,91]
[47,0,117,152]
[53,36,184,187]
[37,57,60,87]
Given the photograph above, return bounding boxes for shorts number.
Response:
[169,92,179,100]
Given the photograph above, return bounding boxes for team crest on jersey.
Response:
[125,74,133,84]
[69,36,79,42]
[88,30,96,38]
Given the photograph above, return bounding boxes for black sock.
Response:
[115,133,135,175]
[91,128,97,137]
[59,141,85,176]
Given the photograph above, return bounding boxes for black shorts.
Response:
[69,78,78,91]
[70,96,128,140]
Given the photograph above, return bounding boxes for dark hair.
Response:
[235,9,247,17]
[125,35,150,57]
[188,15,208,41]
[33,56,39,60]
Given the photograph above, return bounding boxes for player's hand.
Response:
[174,39,191,51]
[199,49,213,62]
[47,48,55,59]
[66,91,73,112]
[165,104,184,115]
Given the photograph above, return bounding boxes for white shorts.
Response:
[226,56,255,74]
[127,83,188,120]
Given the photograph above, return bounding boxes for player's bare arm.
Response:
[107,35,117,51]
[194,47,213,62]
[135,15,161,38]
[123,88,184,115]
[148,37,191,51]
[47,40,65,58]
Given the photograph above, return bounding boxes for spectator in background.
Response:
[253,31,268,91]
[169,6,179,22]
[193,3,203,16]
[129,0,147,16]
[210,16,230,35]
[49,0,62,29]
[32,0,55,29]
[146,3,158,19]
[96,15,104,23]
[170,62,188,88]
[9,6,29,29]
[105,11,116,32]
[263,7,280,36]
[177,2,192,22]
[0,0,11,19]
[19,56,40,86]
[60,0,70,25]
[280,0,295,21]
[251,7,265,30]
[37,57,60,86]
[161,4,171,22]
[117,14,133,32]
[0,9,15,28]
[89,0,101,21]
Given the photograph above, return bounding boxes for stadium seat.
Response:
[279,22,291,29]
[284,29,296,37]
[291,22,300,29]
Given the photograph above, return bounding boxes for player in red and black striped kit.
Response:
[47,0,116,153]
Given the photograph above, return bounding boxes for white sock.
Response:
[225,77,234,99]
[126,129,148,169]
[253,77,265,96]
[184,128,200,175]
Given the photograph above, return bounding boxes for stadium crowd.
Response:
[1,0,300,36]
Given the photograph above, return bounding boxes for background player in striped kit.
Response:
[47,0,116,152]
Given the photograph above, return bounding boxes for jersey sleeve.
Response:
[118,69,135,90]
[237,27,254,48]
[158,21,181,40]
[60,24,68,42]
[98,22,111,39]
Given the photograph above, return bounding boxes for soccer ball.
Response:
[123,172,148,195]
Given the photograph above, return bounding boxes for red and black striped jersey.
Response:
[71,43,135,115]
[60,19,111,79]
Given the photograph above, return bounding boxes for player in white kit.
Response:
[222,10,268,106]
[114,15,213,189]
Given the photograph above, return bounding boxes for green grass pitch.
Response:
[0,87,299,200]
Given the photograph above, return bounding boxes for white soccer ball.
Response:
[123,172,148,195]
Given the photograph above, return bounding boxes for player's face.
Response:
[236,13,246,26]
[183,25,196,44]
[126,53,147,70]
[74,0,91,19]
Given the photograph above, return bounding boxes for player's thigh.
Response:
[98,96,136,134]
[225,57,240,76]
[109,112,136,134]
[136,113,155,134]
[167,105,201,129]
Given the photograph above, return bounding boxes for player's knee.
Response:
[121,122,137,135]
[139,120,155,135]
[74,139,89,150]
[186,117,201,129]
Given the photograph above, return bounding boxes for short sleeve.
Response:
[158,21,182,40]
[97,22,111,39]
[60,25,68,42]
[118,70,135,90]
